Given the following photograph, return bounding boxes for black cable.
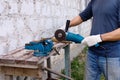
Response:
[105,55,108,80]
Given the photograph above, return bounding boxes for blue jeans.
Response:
[85,50,120,80]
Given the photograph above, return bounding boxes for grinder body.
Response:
[66,32,84,43]
[55,20,84,43]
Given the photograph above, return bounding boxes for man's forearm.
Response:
[101,28,120,41]
[70,16,83,27]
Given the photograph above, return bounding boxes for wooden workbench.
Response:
[0,43,67,80]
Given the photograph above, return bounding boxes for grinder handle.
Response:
[65,20,70,32]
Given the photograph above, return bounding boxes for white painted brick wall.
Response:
[0,0,91,79]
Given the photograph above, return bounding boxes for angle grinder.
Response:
[54,20,84,43]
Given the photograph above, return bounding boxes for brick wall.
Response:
[0,0,91,79]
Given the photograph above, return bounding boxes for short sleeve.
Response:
[79,1,93,21]
[118,0,120,28]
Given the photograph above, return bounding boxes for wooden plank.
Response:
[0,50,28,65]
[2,49,30,60]
[17,51,33,60]
[11,50,29,58]
[0,51,38,66]
[0,66,42,78]
[0,58,16,64]
[0,63,38,69]
[0,47,24,58]
[0,56,40,68]
[26,56,41,65]
[13,51,35,65]
[7,47,24,55]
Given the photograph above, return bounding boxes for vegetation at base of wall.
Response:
[60,47,87,80]
[71,56,85,80]
[60,47,105,80]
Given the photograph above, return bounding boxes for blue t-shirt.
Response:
[79,0,120,57]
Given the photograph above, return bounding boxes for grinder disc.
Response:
[54,29,66,41]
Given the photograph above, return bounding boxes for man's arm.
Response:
[101,28,120,41]
[69,16,83,27]
[70,1,93,27]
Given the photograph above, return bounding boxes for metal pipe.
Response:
[64,45,71,80]
[43,67,73,80]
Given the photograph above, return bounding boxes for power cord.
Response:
[105,55,108,80]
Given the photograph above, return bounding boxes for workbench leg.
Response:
[46,58,57,80]
[64,45,71,80]
[46,57,52,80]
[16,76,21,80]
[5,75,13,80]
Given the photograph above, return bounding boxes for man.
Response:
[68,0,120,80]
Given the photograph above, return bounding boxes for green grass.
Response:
[60,47,105,80]
[60,47,87,80]
[71,56,85,80]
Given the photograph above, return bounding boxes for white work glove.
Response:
[81,35,102,47]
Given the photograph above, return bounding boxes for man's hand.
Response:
[81,35,102,47]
